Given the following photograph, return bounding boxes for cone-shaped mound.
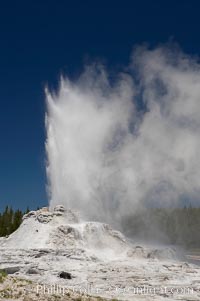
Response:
[0,206,127,255]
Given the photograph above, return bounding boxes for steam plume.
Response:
[45,45,200,224]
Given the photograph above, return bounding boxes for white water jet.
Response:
[45,45,200,225]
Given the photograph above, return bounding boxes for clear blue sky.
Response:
[0,0,200,211]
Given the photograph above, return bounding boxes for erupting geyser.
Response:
[46,45,200,225]
[1,46,200,301]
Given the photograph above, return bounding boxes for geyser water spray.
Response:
[45,45,200,225]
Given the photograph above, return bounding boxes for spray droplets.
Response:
[46,46,200,225]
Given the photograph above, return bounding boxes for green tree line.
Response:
[0,206,29,237]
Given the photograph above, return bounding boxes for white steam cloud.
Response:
[45,45,200,224]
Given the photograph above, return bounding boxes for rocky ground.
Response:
[0,206,200,301]
[0,273,111,301]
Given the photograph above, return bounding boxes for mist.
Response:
[45,45,200,226]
